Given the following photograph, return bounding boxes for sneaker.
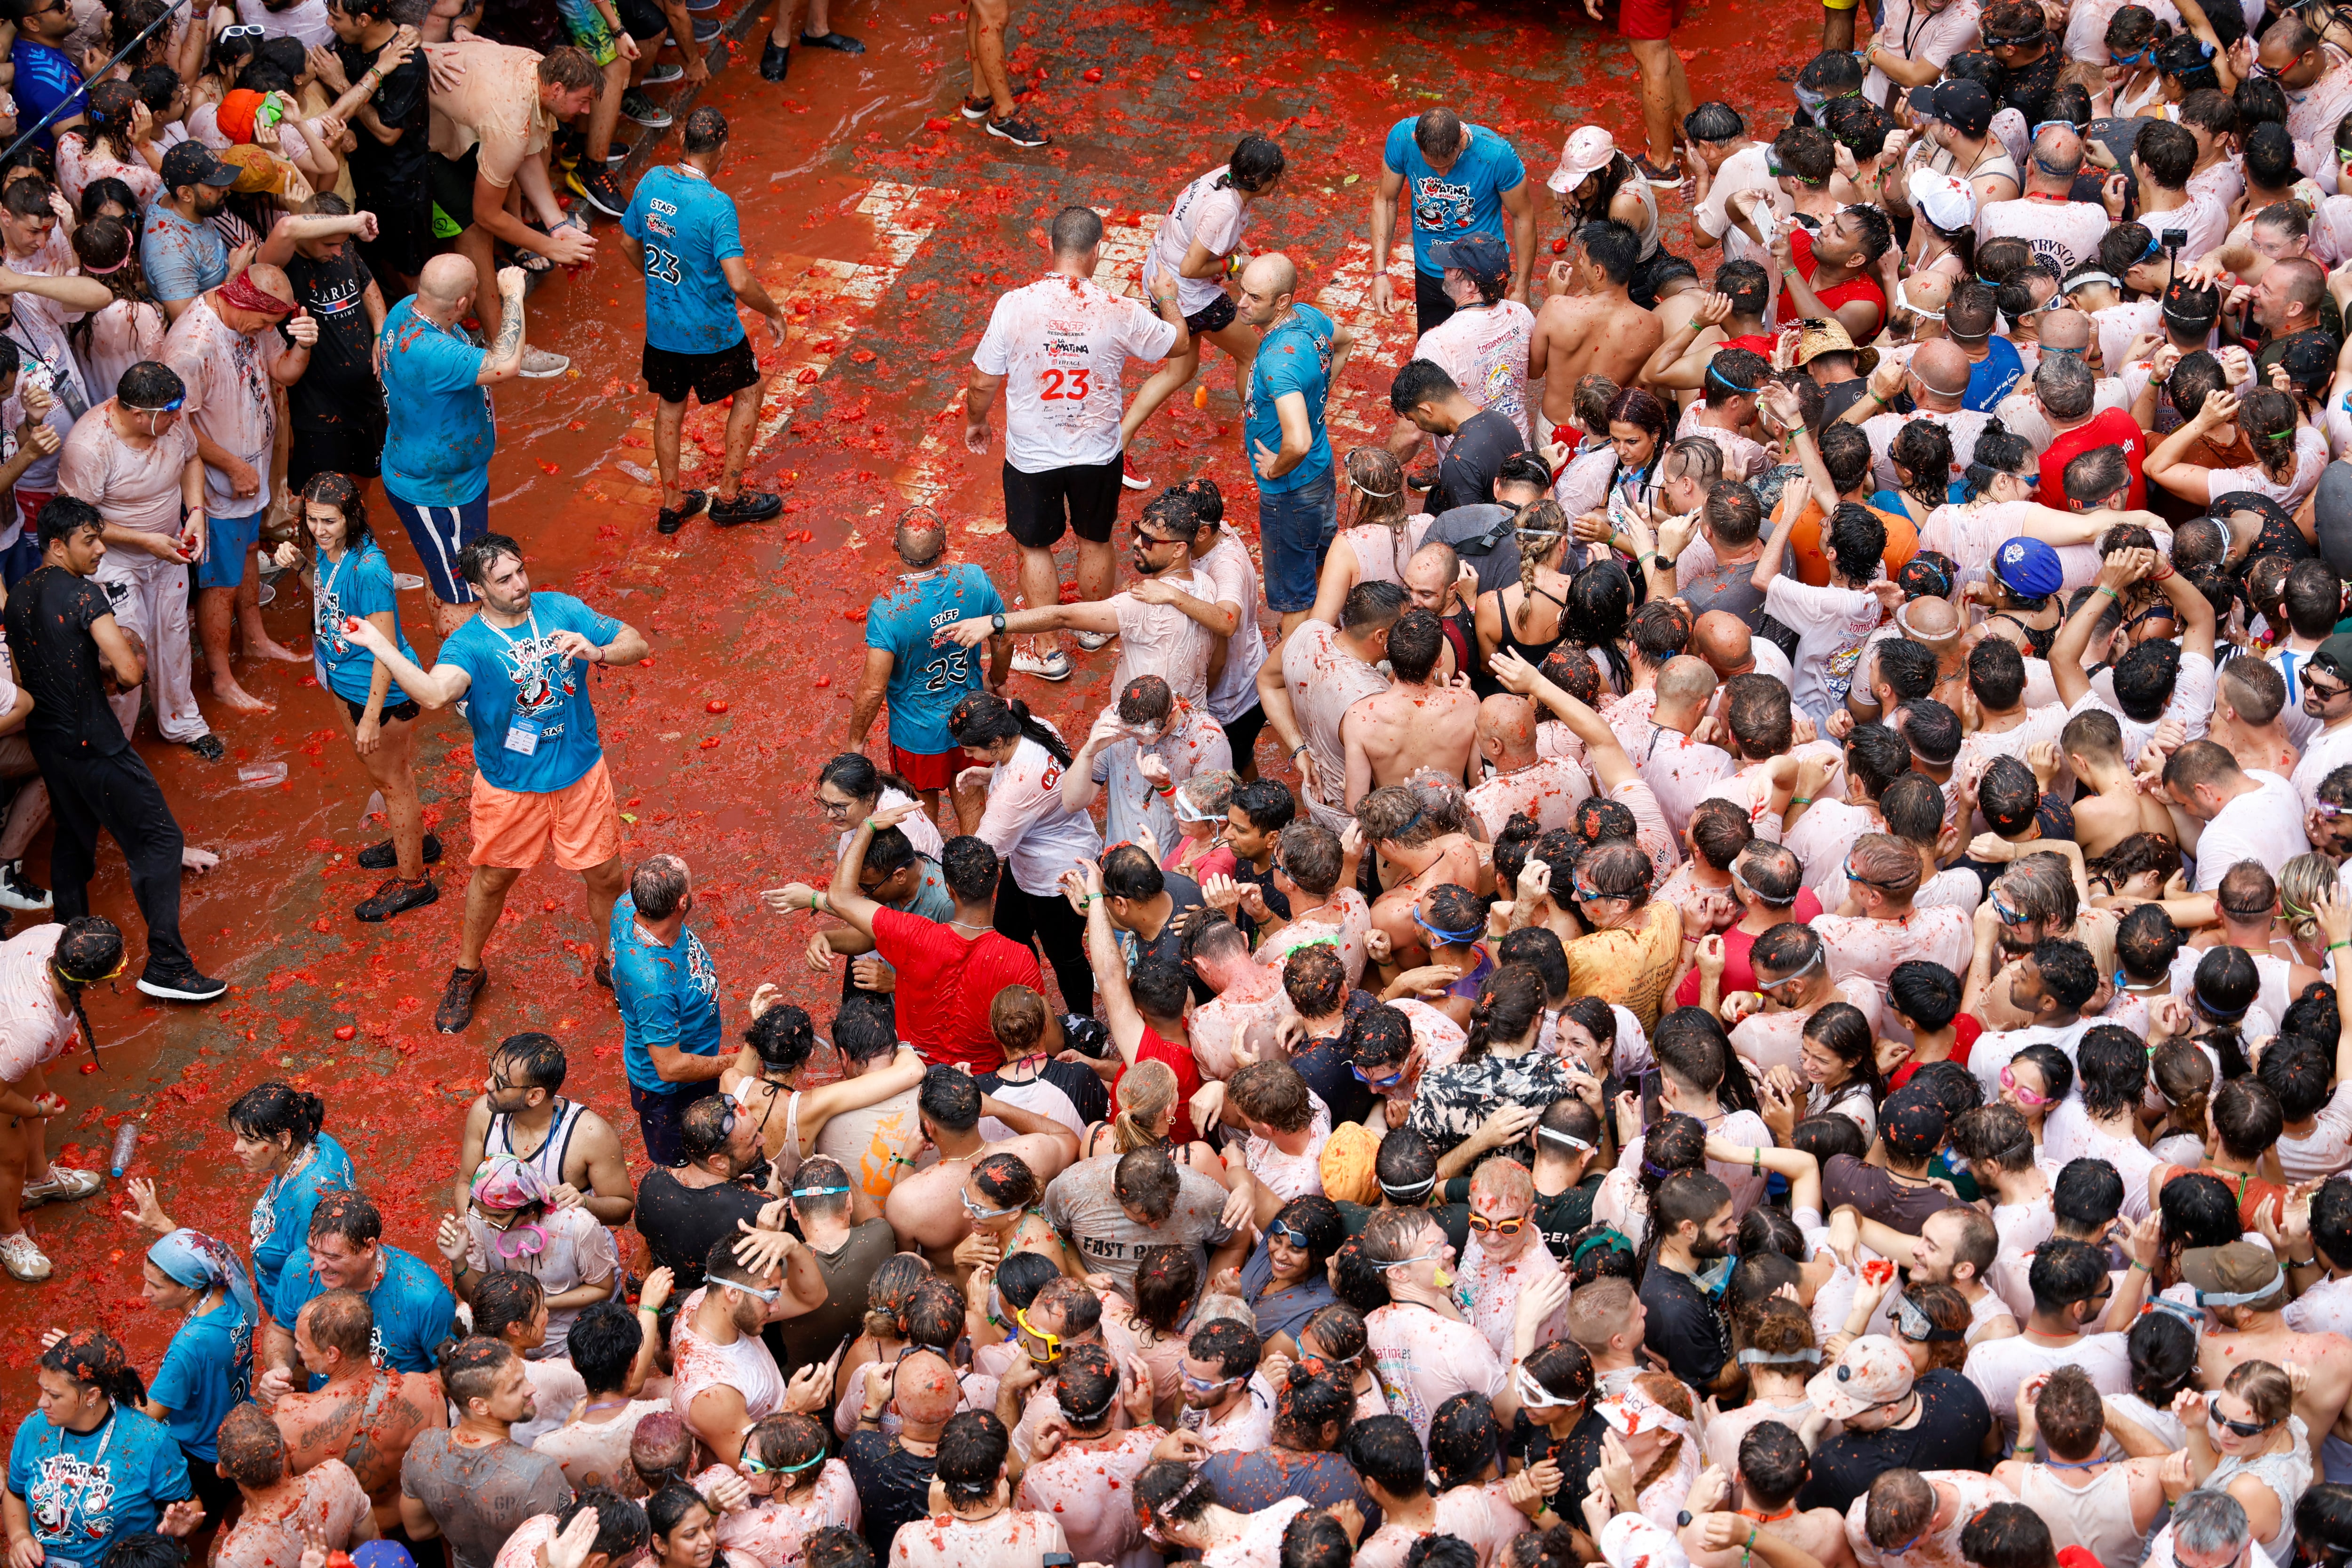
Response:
[710,489,784,526]
[799,28,862,50]
[605,142,634,166]
[959,94,993,120]
[760,38,789,78]
[659,490,708,534]
[594,955,614,990]
[521,347,571,378]
[580,168,627,219]
[19,1167,100,1206]
[1072,629,1116,652]
[136,963,227,1003]
[641,62,683,83]
[186,733,225,763]
[985,111,1049,147]
[1633,155,1685,188]
[356,876,438,923]
[0,1232,49,1282]
[1010,647,1072,681]
[620,88,672,127]
[1120,452,1148,491]
[1405,459,1439,492]
[691,15,721,40]
[434,965,487,1033]
[358,832,442,871]
[0,860,48,913]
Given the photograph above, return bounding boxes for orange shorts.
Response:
[469,758,622,871]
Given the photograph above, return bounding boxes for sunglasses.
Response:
[961,1189,1020,1221]
[2309,676,2352,702]
[1998,1064,2051,1106]
[1180,1367,1240,1394]
[218,21,264,35]
[2209,1409,2275,1437]
[1468,1213,1530,1235]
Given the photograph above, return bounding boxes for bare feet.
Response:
[245,635,307,664]
[209,677,275,713]
[182,847,220,874]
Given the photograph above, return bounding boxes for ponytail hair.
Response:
[1110,1057,1179,1151]
[948,691,1073,767]
[1513,501,1571,632]
[1218,134,1286,193]
[1460,964,1547,1065]
[40,1329,146,1408]
[51,916,123,1067]
[2239,386,2301,479]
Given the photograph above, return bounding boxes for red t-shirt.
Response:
[871,906,1044,1072]
[1669,894,1828,1009]
[2040,406,2146,510]
[1773,227,1886,337]
[2160,1162,2285,1231]
[1115,1024,1202,1145]
[1887,1013,1982,1091]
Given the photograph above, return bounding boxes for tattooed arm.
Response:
[477,266,527,386]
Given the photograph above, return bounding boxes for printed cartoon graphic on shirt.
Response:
[683,929,718,1004]
[314,578,353,660]
[26,1451,118,1546]
[493,628,578,725]
[1411,175,1477,236]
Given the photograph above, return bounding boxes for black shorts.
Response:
[354,188,429,283]
[1003,456,1123,549]
[643,338,762,406]
[1414,269,1456,338]
[429,146,482,232]
[1185,293,1237,335]
[1220,701,1267,769]
[344,693,423,725]
[617,0,664,39]
[291,419,387,488]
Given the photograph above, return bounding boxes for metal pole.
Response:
[0,0,199,170]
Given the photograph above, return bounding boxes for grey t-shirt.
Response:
[771,1217,899,1376]
[1041,1153,1236,1297]
[399,1432,571,1568]
[1676,557,1766,626]
[1423,504,1522,597]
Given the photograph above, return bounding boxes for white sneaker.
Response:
[20,1167,99,1206]
[521,347,572,378]
[1072,629,1115,652]
[1010,648,1071,681]
[0,860,50,911]
[0,1231,49,1281]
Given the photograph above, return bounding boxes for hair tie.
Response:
[82,255,127,275]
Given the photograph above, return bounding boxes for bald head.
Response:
[1910,340,1971,406]
[1240,252,1298,303]
[896,505,946,568]
[1478,694,1538,764]
[2037,307,2091,353]
[243,263,296,308]
[2028,125,2084,191]
[894,1349,960,1425]
[1897,596,1960,642]
[1692,612,1755,678]
[419,253,479,310]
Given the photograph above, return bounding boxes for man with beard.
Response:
[261,1291,447,1535]
[453,1033,635,1225]
[673,1233,829,1466]
[1796,1337,1994,1515]
[397,1337,571,1568]
[1640,1170,1740,1396]
[141,143,246,321]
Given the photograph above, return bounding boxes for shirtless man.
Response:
[1258,581,1403,831]
[258,1290,446,1533]
[1342,606,1480,808]
[2059,709,2177,860]
[2171,1239,2352,1472]
[1677,1445,1851,1568]
[2207,656,2301,779]
[452,1033,635,1225]
[882,1068,1081,1277]
[1359,781,1485,970]
[1530,218,1664,439]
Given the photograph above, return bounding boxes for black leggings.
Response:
[994,880,1093,1018]
[36,741,191,978]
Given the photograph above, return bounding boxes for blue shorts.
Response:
[197,510,262,590]
[1256,465,1337,613]
[385,489,491,604]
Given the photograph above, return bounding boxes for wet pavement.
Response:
[0,0,1812,1399]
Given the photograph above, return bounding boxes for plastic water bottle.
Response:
[109,1120,139,1179]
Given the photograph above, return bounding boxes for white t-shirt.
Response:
[2067,649,2216,764]
[973,730,1106,898]
[1413,301,1535,444]
[1109,567,1218,708]
[1763,576,1884,725]
[0,924,72,1082]
[2280,1081,2352,1183]
[1973,199,2110,277]
[2191,770,2312,891]
[1144,166,1248,317]
[1846,1471,2010,1568]
[973,276,1179,472]
[1963,1330,2132,1453]
[2294,720,2352,813]
[1196,527,1267,726]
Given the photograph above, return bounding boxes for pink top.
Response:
[671,1289,786,1432]
[1354,1484,1531,1568]
[1812,907,1973,986]
[71,303,167,422]
[1338,516,1434,593]
[693,1460,861,1562]
[0,924,72,1082]
[1261,888,1373,987]
[215,1461,371,1568]
[1015,1427,1162,1564]
[162,295,288,517]
[56,132,160,207]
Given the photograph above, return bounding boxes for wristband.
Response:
[2331,940,2350,953]
[812,891,826,913]
[1290,744,1307,758]
[1154,783,1176,797]
[2128,1257,2152,1271]
[2096,585,2120,600]
[1791,796,1812,806]
[1865,390,1888,407]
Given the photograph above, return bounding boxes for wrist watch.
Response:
[990,612,1006,634]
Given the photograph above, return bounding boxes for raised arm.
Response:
[2142,388,2238,508]
[2049,547,2150,709]
[1077,862,1144,1066]
[1488,646,1636,793]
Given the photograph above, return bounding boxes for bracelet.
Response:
[2096,585,2120,600]
[2016,1441,2037,1453]
[2291,1253,2320,1266]
[1790,796,1812,806]
[2128,1257,2152,1271]
[1153,783,1176,798]
[1076,894,1093,910]
[1290,744,1307,758]
[1864,390,1888,407]
[2329,940,2350,953]
[811,891,827,913]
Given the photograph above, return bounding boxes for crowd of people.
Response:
[36,0,2352,1561]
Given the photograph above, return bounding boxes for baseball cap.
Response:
[2180,1242,2289,1309]
[1992,537,2064,600]
[1905,167,1976,232]
[1907,78,1994,137]
[161,140,237,192]
[1548,125,1619,194]
[2310,632,2352,682]
[1879,1085,1949,1162]
[1428,231,1510,286]
[1804,1335,1915,1421]
[353,1546,417,1568]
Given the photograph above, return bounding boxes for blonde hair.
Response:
[1470,1155,1534,1207]
[1345,446,1414,580]
[2225,1359,2293,1427]
[1513,500,1571,633]
[2152,1037,2213,1140]
[2280,852,2335,943]
[1110,1058,1177,1152]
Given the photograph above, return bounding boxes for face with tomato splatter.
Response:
[230,1120,298,1177]
[34,1367,108,1432]
[308,1229,381,1291]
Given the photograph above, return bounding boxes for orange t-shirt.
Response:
[1787,499,1919,588]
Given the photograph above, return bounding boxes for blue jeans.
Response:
[1257,464,1337,614]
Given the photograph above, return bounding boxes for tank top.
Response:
[2017,1465,2143,1568]
[487,1099,586,1192]
[1497,582,1572,669]
[1626,175,1662,262]
[2208,1419,2313,1560]
[1342,516,1434,592]
[672,1288,787,1428]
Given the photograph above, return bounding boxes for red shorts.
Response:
[891,743,963,792]
[1619,0,1684,39]
[470,757,623,870]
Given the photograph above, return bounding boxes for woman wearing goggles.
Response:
[1236,1195,1343,1344]
[716,1413,852,1557]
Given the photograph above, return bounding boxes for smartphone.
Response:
[1639,1068,1662,1129]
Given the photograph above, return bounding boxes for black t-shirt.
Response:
[6,565,125,756]
[977,1058,1106,1130]
[1533,1172,1607,1262]
[1129,871,1208,999]
[844,1432,935,1560]
[1640,1258,1731,1389]
[1507,1407,1606,1519]
[1290,1032,1375,1129]
[1796,1369,1994,1515]
[634,1169,771,1289]
[1429,409,1529,516]
[336,34,428,195]
[285,247,382,432]
[1231,853,1291,933]
[1994,50,2061,120]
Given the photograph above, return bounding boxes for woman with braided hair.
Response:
[1475,500,1577,681]
[0,914,124,1280]
[7,1329,203,1562]
[1304,447,1434,626]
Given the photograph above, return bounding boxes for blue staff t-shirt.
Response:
[312,544,417,705]
[866,564,1005,756]
[270,1243,455,1387]
[622,164,748,356]
[438,591,621,794]
[1246,303,1338,495]
[613,891,723,1093]
[1382,119,1526,276]
[249,1132,355,1301]
[1963,335,2026,413]
[379,296,493,507]
[7,1405,191,1568]
[11,40,84,153]
[148,1306,252,1461]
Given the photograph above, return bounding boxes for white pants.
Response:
[94,544,206,743]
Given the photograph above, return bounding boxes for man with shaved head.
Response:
[1890,270,1951,345]
[1692,607,1795,692]
[161,263,315,714]
[1843,337,1992,493]
[379,255,528,636]
[1976,125,2108,278]
[1466,692,1590,835]
[1236,250,1355,634]
[1342,605,1479,805]
[265,1289,446,1532]
[850,506,1009,823]
[1993,308,2126,449]
[1639,653,1739,834]
[845,1346,961,1559]
[1402,539,1479,680]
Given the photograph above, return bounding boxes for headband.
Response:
[1380,1175,1437,1200]
[1706,360,1757,396]
[1573,1228,1633,1264]
[2194,1268,2285,1307]
[82,255,128,276]
[1729,862,1798,907]
[2062,271,2119,294]
[1737,1347,1824,1365]
[1152,1474,1212,1521]
[1538,1125,1594,1152]
[216,268,294,317]
[148,1227,260,1326]
[789,1184,852,1199]
[1599,1384,1692,1439]
[1896,281,1945,319]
